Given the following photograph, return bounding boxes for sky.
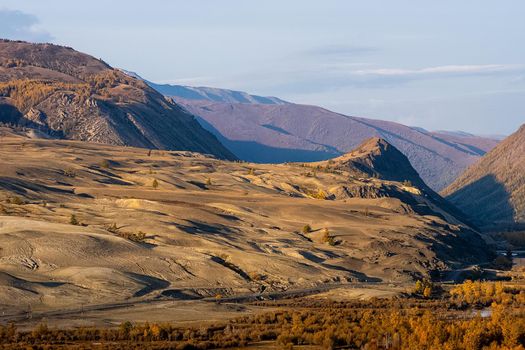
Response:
[1,1,524,135]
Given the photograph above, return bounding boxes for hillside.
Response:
[0,40,235,160]
[443,124,525,231]
[173,99,499,191]
[0,132,492,317]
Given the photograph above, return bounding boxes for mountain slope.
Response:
[443,124,525,231]
[315,137,475,227]
[174,99,499,190]
[0,40,235,160]
[319,137,426,188]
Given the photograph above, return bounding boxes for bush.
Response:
[309,189,328,200]
[302,224,312,234]
[69,214,80,226]
[321,228,335,246]
[106,222,119,233]
[414,279,434,298]
[63,168,77,178]
[6,196,25,205]
[152,179,159,189]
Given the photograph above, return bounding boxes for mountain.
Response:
[172,99,499,191]
[151,83,287,105]
[442,124,525,231]
[318,137,427,188]
[315,137,475,226]
[121,71,287,105]
[0,40,235,160]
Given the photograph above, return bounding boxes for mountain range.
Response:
[120,71,500,191]
[171,98,498,191]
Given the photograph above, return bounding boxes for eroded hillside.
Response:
[0,40,235,160]
[0,131,491,315]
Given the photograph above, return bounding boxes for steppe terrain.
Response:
[0,128,490,327]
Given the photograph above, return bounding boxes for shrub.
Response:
[6,196,25,205]
[310,189,328,200]
[106,222,119,233]
[321,228,335,246]
[414,279,434,298]
[100,159,110,168]
[206,177,212,186]
[69,214,79,226]
[152,179,159,190]
[63,168,77,178]
[302,224,312,234]
[249,272,265,281]
[110,228,148,243]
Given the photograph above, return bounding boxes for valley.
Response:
[0,128,498,327]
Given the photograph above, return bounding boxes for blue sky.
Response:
[1,0,524,135]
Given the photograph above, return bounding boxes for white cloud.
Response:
[0,8,53,42]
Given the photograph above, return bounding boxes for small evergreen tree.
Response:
[69,214,79,226]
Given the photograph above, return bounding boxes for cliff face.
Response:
[443,124,525,231]
[0,40,235,160]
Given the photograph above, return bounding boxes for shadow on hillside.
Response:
[446,174,516,231]
[0,104,23,124]
[195,116,340,163]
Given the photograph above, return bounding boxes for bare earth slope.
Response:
[0,40,235,160]
[443,124,525,231]
[0,131,491,317]
[175,99,499,191]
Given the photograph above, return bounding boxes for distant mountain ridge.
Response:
[172,99,499,191]
[443,124,525,231]
[0,40,235,160]
[121,70,287,105]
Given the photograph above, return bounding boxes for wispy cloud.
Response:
[352,64,524,77]
[0,8,53,42]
